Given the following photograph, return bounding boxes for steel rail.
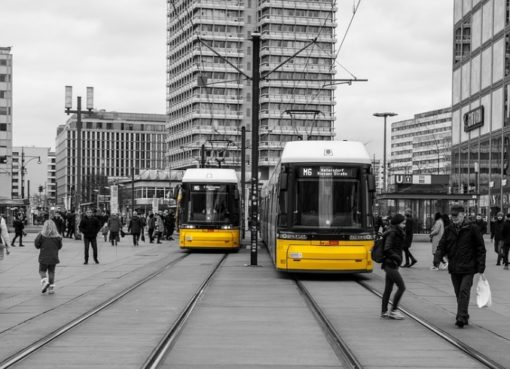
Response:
[141,253,228,369]
[0,254,189,369]
[295,279,363,369]
[357,280,506,369]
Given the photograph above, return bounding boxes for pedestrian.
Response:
[402,208,417,267]
[433,205,486,328]
[107,213,122,246]
[66,211,76,239]
[490,212,505,265]
[0,215,11,261]
[35,219,62,295]
[128,211,143,246]
[78,209,102,264]
[155,212,164,244]
[167,210,175,240]
[381,213,406,320]
[147,211,155,243]
[429,212,446,270]
[11,213,25,247]
[500,213,510,270]
[474,214,487,235]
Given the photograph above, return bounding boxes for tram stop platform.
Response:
[0,232,509,368]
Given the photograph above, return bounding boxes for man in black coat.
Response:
[434,205,486,328]
[402,209,417,267]
[490,212,505,265]
[78,209,102,264]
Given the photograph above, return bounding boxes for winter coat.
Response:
[79,216,102,238]
[434,221,486,274]
[430,218,444,251]
[107,215,122,232]
[147,215,156,230]
[155,215,164,233]
[382,225,405,269]
[404,216,414,249]
[491,219,505,242]
[501,220,510,248]
[474,219,487,235]
[35,234,62,265]
[13,218,24,233]
[128,216,143,234]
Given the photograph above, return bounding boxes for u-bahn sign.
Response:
[464,106,484,132]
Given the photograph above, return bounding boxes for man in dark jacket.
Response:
[11,213,25,247]
[128,211,144,246]
[402,209,417,267]
[434,205,486,328]
[474,214,487,235]
[490,212,505,265]
[500,213,510,270]
[78,209,102,264]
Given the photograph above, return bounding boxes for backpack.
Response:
[371,234,386,263]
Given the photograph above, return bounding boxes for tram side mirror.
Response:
[367,174,376,192]
[279,173,288,191]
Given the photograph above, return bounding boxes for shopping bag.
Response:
[476,274,492,308]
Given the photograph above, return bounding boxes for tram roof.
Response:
[182,168,238,183]
[281,140,371,164]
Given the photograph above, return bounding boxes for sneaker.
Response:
[41,278,50,293]
[439,262,448,270]
[48,285,55,294]
[380,311,389,319]
[431,266,439,271]
[389,310,405,320]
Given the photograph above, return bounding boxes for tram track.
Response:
[294,278,363,369]
[141,253,227,369]
[357,280,506,369]
[0,253,190,369]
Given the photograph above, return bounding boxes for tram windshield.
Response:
[293,166,362,229]
[183,183,239,225]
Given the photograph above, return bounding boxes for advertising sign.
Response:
[110,185,119,214]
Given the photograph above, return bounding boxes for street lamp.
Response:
[20,147,41,200]
[373,112,398,192]
[64,86,94,213]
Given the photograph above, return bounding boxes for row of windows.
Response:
[260,7,331,19]
[0,107,11,115]
[260,23,333,36]
[0,74,10,82]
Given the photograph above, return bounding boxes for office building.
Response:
[0,47,13,199]
[390,107,452,178]
[166,0,337,179]
[55,111,166,210]
[452,0,510,215]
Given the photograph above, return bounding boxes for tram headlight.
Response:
[181,224,196,229]
[221,225,233,230]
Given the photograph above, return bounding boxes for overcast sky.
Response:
[1,0,453,159]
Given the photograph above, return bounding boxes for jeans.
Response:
[12,232,23,246]
[382,265,406,313]
[39,263,56,284]
[450,273,474,323]
[83,236,98,262]
[503,244,510,266]
[132,232,140,246]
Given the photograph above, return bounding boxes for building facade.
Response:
[0,47,13,199]
[451,0,510,216]
[166,0,337,179]
[390,107,452,179]
[55,111,167,210]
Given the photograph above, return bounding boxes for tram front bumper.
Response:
[179,229,240,249]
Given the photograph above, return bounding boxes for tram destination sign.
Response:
[298,167,358,178]
[463,106,484,132]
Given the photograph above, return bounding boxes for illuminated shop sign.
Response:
[463,106,484,132]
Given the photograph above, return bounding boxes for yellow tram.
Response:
[177,168,241,250]
[260,141,376,273]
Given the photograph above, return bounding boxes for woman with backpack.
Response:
[381,213,406,320]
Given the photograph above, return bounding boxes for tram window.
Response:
[295,178,362,229]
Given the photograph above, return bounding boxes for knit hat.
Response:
[391,213,405,225]
[497,211,504,217]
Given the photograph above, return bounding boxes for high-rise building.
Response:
[451,0,510,214]
[0,47,13,199]
[390,108,452,177]
[55,111,166,210]
[166,0,337,179]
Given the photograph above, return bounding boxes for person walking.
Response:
[35,219,62,295]
[128,211,143,246]
[429,212,445,270]
[107,213,122,246]
[66,211,76,239]
[381,213,407,320]
[167,210,175,241]
[147,211,155,243]
[433,205,486,328]
[79,209,102,264]
[500,213,510,270]
[155,212,165,244]
[474,214,487,235]
[402,208,417,267]
[11,213,25,247]
[490,212,505,265]
[0,215,11,261]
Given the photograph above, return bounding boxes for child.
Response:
[35,219,63,294]
[0,215,11,260]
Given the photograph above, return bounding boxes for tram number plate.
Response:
[319,241,339,246]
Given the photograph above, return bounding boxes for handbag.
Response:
[476,274,492,308]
